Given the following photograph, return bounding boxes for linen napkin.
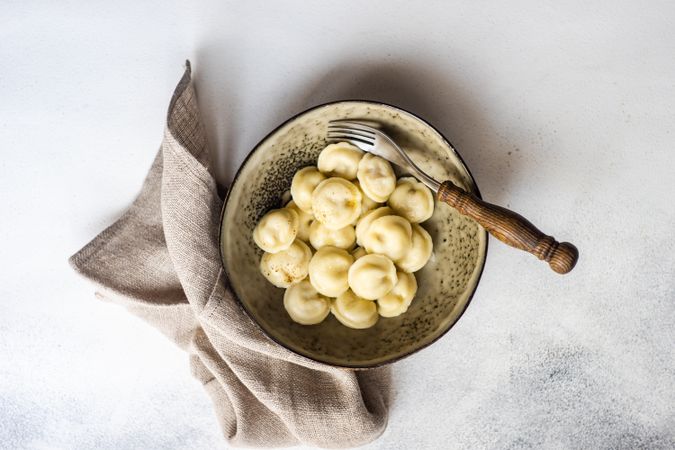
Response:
[70,61,389,448]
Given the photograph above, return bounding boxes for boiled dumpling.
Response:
[309,221,355,250]
[396,223,433,272]
[362,215,412,261]
[377,271,417,318]
[283,279,331,325]
[280,189,292,205]
[348,254,398,300]
[388,177,434,223]
[253,208,299,253]
[331,290,379,329]
[308,246,353,297]
[356,153,396,202]
[259,239,312,288]
[311,177,362,230]
[317,142,363,180]
[353,180,381,218]
[355,206,393,246]
[285,200,313,243]
[291,166,326,213]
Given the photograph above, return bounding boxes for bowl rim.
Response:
[219,99,489,369]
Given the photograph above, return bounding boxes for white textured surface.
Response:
[2,0,674,448]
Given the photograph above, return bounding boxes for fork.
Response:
[327,120,578,274]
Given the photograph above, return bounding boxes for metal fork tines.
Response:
[326,122,376,145]
[326,120,441,192]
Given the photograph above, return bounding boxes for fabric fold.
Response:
[70,61,389,448]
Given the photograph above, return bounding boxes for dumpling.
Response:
[355,206,393,247]
[396,223,433,272]
[308,246,354,297]
[309,221,355,250]
[356,153,396,202]
[387,177,435,223]
[351,246,367,260]
[253,208,299,253]
[317,142,364,180]
[280,189,292,205]
[331,290,379,329]
[283,279,331,325]
[348,254,398,300]
[362,215,412,261]
[377,271,417,318]
[259,239,312,288]
[285,200,313,243]
[353,180,381,218]
[311,177,362,230]
[290,166,326,213]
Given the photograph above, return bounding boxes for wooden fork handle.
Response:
[438,180,578,274]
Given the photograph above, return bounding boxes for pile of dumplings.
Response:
[253,142,435,329]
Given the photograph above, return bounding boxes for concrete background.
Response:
[2,1,674,448]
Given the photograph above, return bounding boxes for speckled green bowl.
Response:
[220,101,487,368]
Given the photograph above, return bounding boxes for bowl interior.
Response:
[221,101,487,368]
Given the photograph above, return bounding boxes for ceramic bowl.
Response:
[220,100,487,368]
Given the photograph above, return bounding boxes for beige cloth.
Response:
[70,61,389,448]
